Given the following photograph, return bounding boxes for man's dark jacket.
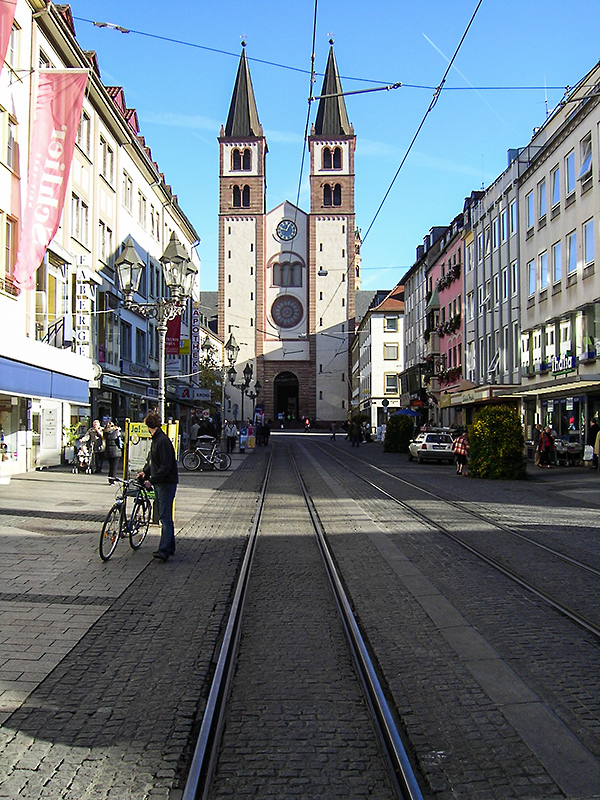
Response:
[143,427,178,485]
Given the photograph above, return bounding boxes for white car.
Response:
[408,432,454,464]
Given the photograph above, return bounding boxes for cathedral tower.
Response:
[218,44,266,420]
[218,44,356,426]
[308,43,356,422]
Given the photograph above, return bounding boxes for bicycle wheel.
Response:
[213,451,232,471]
[129,494,151,550]
[182,450,201,471]
[99,504,122,561]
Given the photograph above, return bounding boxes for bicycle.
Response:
[181,436,231,472]
[99,477,152,561]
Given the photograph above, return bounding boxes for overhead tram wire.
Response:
[362,0,485,246]
[75,16,565,95]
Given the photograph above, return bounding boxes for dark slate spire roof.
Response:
[314,45,351,136]
[224,46,262,137]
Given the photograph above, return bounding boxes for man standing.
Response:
[138,412,178,561]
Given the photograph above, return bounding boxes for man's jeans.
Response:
[153,482,177,557]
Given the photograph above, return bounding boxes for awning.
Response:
[495,375,600,399]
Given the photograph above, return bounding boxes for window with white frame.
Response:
[492,218,499,250]
[511,259,518,295]
[384,316,398,332]
[6,116,16,172]
[1,214,17,292]
[477,232,483,261]
[584,218,594,264]
[466,241,473,272]
[100,136,114,184]
[77,110,91,155]
[71,193,88,245]
[540,251,548,289]
[478,285,485,313]
[466,291,474,321]
[384,373,398,393]
[567,230,577,273]
[383,343,398,360]
[565,150,575,195]
[559,319,571,356]
[513,323,520,369]
[538,179,546,219]
[122,171,133,211]
[551,165,560,207]
[528,259,535,295]
[579,132,592,181]
[502,267,509,300]
[500,209,507,242]
[138,191,146,227]
[509,200,517,234]
[494,274,500,305]
[552,240,562,283]
[98,220,113,264]
[526,191,534,229]
[545,325,555,360]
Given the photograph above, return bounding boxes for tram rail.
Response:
[182,444,425,800]
[315,442,600,641]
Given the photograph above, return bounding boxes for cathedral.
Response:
[218,43,359,426]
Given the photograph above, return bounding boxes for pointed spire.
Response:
[314,43,351,136]
[224,44,262,137]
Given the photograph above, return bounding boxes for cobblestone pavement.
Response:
[1,436,600,799]
[295,436,600,800]
[208,444,396,799]
[0,453,265,799]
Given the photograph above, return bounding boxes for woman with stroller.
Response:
[82,420,105,474]
[103,420,123,480]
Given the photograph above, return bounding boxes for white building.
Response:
[0,2,200,475]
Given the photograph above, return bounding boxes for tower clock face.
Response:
[271,295,304,329]
[276,219,297,241]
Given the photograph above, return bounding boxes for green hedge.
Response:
[469,405,526,480]
[383,414,415,453]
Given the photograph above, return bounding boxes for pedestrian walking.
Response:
[330,421,337,441]
[103,420,123,480]
[138,411,178,562]
[532,423,542,466]
[452,429,469,475]
[83,419,105,474]
[189,415,200,450]
[262,419,271,446]
[225,420,237,454]
[587,418,599,469]
[351,419,361,447]
[537,426,555,468]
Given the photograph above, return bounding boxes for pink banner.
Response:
[166,315,182,355]
[13,69,88,290]
[0,1,17,76]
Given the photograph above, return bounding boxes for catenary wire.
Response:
[361,0,484,246]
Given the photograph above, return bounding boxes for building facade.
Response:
[0,2,200,475]
[218,44,357,427]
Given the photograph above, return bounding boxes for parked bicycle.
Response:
[99,477,152,561]
[181,436,231,472]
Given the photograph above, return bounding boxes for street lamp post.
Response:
[115,233,197,421]
[228,361,253,423]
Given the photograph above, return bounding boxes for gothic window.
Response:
[242,185,250,207]
[322,147,332,169]
[333,183,342,206]
[232,185,241,207]
[232,148,241,170]
[323,184,332,206]
[242,148,252,170]
[272,260,303,287]
[333,147,342,169]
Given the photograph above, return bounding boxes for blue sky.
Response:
[66,0,598,292]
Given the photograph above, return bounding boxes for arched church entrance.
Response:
[273,372,299,424]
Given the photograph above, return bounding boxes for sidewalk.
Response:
[0,456,247,726]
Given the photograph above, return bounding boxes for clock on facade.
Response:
[271,295,304,329]
[276,219,297,241]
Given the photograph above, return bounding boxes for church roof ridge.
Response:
[313,45,352,137]
[224,46,263,138]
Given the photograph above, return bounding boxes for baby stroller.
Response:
[72,441,93,474]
